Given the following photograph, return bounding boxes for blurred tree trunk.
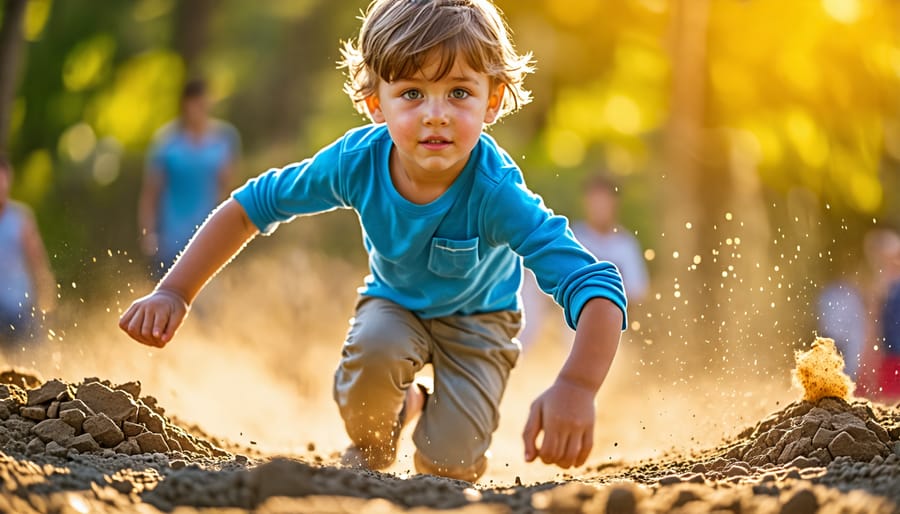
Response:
[266,0,338,144]
[0,0,27,153]
[174,0,215,78]
[662,0,732,351]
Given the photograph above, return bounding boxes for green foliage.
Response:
[1,0,899,307]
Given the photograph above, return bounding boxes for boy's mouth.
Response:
[420,137,452,149]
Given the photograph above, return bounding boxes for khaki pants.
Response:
[333,296,521,474]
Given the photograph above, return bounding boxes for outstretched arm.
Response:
[119,198,258,347]
[522,297,623,468]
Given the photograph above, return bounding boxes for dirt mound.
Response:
[724,397,897,466]
[0,375,229,461]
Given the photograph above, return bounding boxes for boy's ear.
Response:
[365,95,385,123]
[484,83,506,124]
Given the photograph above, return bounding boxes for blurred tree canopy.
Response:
[0,0,899,352]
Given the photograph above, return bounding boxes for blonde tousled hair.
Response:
[339,0,534,122]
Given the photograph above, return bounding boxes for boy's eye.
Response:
[450,89,470,100]
[401,90,423,100]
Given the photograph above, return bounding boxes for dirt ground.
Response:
[0,340,898,514]
[1,255,898,513]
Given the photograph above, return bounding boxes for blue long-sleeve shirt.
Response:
[233,124,627,329]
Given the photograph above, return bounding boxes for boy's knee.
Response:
[414,450,488,482]
[345,323,421,369]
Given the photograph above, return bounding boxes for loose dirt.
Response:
[0,337,898,513]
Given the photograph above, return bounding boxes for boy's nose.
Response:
[422,100,449,126]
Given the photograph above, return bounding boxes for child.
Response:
[0,156,56,349]
[119,0,627,482]
[139,79,240,278]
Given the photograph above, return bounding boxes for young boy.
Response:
[0,156,56,349]
[119,0,627,482]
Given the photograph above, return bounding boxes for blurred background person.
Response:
[519,173,648,351]
[0,156,56,357]
[138,79,240,278]
[861,228,900,401]
[816,257,866,380]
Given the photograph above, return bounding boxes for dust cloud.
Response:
[5,239,809,485]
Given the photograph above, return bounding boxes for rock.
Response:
[137,405,166,434]
[135,432,169,453]
[809,448,832,465]
[46,401,60,419]
[169,430,198,453]
[170,459,187,470]
[27,380,72,406]
[606,486,637,514]
[123,421,145,437]
[83,413,125,447]
[114,381,141,400]
[32,419,76,445]
[725,463,750,477]
[166,438,182,452]
[113,439,140,455]
[778,437,814,464]
[830,412,867,430]
[59,399,95,417]
[893,442,900,458]
[779,488,818,514]
[26,437,45,454]
[657,475,681,485]
[843,425,883,445]
[67,433,100,453]
[786,456,818,468]
[866,420,891,444]
[140,395,165,416]
[45,441,68,458]
[827,431,883,461]
[76,382,138,425]
[20,406,47,421]
[812,427,839,448]
[59,409,87,431]
[55,389,73,402]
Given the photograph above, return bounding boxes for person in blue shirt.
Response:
[138,79,240,277]
[0,156,56,351]
[119,0,626,482]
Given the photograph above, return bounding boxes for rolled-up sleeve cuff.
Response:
[566,285,628,331]
[557,262,628,331]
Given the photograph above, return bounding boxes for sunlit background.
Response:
[1,0,899,483]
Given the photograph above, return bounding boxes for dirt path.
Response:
[0,365,898,513]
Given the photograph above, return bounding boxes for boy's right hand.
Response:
[118,289,189,348]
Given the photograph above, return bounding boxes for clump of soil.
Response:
[793,337,854,402]
[0,374,229,461]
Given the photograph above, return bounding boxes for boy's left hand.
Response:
[522,378,595,468]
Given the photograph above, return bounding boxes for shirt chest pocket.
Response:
[427,237,481,278]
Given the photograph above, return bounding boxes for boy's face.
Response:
[365,55,505,180]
